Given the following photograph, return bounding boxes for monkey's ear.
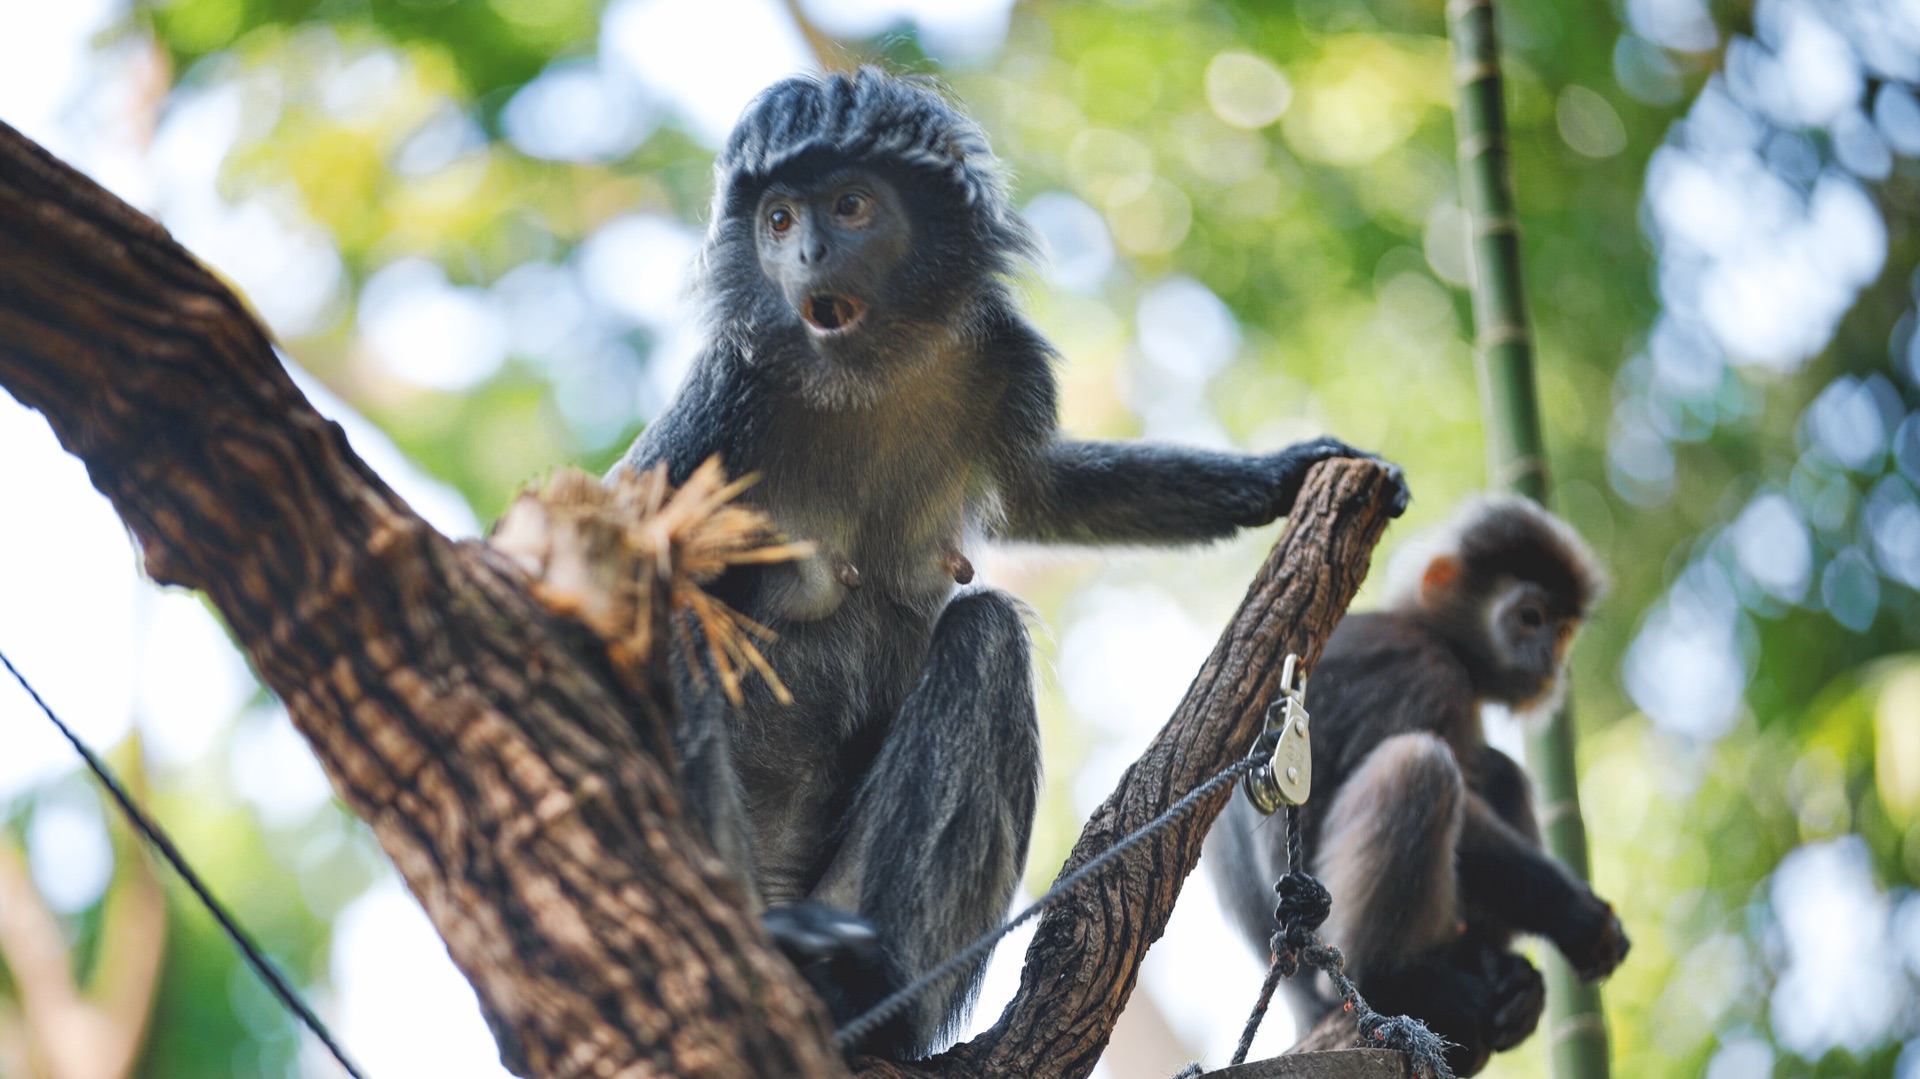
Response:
[1419,555,1461,607]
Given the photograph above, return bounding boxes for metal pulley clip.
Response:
[1243,653,1311,814]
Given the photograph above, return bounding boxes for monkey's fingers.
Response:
[1564,901,1630,982]
[1481,952,1544,1053]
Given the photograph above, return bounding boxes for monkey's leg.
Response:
[1312,733,1544,1075]
[669,637,762,908]
[1313,732,1465,986]
[807,589,1041,1056]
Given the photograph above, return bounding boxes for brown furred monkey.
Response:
[1206,496,1628,1076]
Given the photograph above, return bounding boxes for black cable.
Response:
[1230,804,1299,1067]
[834,753,1267,1050]
[0,648,370,1079]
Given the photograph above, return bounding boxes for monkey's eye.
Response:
[1517,605,1545,629]
[768,207,795,235]
[834,192,870,220]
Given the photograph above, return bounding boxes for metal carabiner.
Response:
[1243,652,1311,814]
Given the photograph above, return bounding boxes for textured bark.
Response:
[0,117,841,1079]
[0,117,1401,1079]
[1204,1050,1410,1079]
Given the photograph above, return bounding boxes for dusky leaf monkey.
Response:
[613,68,1409,1057]
[1206,496,1629,1075]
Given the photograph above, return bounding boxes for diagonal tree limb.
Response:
[857,461,1401,1079]
[0,115,1400,1079]
[0,116,844,1079]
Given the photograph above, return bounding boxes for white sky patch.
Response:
[27,789,114,914]
[1625,565,1747,741]
[136,588,256,767]
[1807,375,1890,471]
[800,0,1015,60]
[229,706,335,827]
[0,393,138,799]
[1730,493,1811,603]
[1866,477,1920,589]
[149,90,346,338]
[1129,277,1239,448]
[574,213,706,420]
[0,0,126,155]
[959,893,1039,1043]
[493,260,597,363]
[1768,837,1904,1057]
[1647,316,1724,397]
[1059,586,1213,804]
[1145,862,1293,1064]
[502,59,654,163]
[1749,0,1863,128]
[601,0,815,146]
[359,258,510,392]
[577,213,702,327]
[1138,276,1239,384]
[334,876,517,1078]
[1626,0,1717,51]
[1651,144,1885,370]
[1025,192,1115,293]
[1705,1035,1776,1079]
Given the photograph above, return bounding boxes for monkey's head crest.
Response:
[707,67,1030,260]
[1385,494,1607,616]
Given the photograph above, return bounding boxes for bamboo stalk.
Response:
[1444,2,1614,1078]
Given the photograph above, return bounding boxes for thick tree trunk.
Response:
[0,119,1400,1079]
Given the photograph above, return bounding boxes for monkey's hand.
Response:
[1478,949,1546,1054]
[1556,889,1630,982]
[764,902,910,1052]
[1265,436,1411,520]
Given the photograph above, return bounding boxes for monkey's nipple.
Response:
[940,544,975,586]
[803,294,866,334]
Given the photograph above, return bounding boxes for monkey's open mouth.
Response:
[802,294,866,334]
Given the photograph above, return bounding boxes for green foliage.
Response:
[12,0,1920,1075]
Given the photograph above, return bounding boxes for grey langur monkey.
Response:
[616,67,1409,1058]
[1207,496,1628,1076]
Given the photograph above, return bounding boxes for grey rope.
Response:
[1228,803,1455,1079]
[1,648,370,1079]
[834,754,1268,1050]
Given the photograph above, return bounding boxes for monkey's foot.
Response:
[1480,951,1545,1054]
[764,902,910,1054]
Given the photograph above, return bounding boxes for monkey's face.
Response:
[754,167,915,357]
[1480,577,1582,709]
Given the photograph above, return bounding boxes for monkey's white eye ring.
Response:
[769,207,795,234]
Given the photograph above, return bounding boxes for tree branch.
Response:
[854,462,1400,1079]
[0,117,842,1079]
[0,117,1399,1079]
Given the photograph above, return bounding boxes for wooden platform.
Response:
[1196,1049,1411,1079]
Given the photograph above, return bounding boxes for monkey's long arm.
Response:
[994,436,1401,545]
[1456,796,1627,982]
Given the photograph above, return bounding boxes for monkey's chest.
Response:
[752,459,975,623]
